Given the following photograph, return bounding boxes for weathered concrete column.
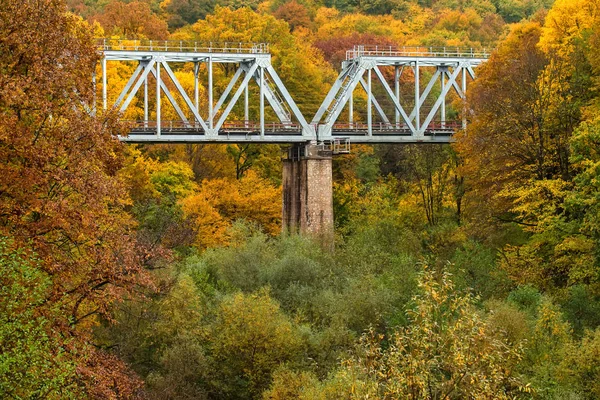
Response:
[282,144,333,237]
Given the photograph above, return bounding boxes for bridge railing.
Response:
[332,121,462,132]
[125,120,303,132]
[346,45,490,60]
[124,121,461,133]
[98,39,269,54]
[126,121,205,131]
[221,121,302,132]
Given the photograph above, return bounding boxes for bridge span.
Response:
[99,40,488,144]
[99,40,488,237]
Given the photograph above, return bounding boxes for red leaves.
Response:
[91,1,169,40]
[314,33,397,68]
[76,349,144,399]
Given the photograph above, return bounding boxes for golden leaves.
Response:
[181,171,282,249]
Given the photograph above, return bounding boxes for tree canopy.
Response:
[7,0,600,398]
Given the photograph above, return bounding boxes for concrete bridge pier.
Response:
[282,144,333,238]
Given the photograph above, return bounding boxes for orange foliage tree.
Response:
[93,0,169,39]
[181,171,282,249]
[454,22,553,229]
[273,1,312,32]
[0,0,150,396]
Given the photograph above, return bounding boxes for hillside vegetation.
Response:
[3,0,600,398]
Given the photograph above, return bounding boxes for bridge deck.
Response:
[120,121,458,144]
[100,40,485,145]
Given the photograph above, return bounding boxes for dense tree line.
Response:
[3,0,600,398]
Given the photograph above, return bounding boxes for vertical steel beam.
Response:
[420,65,462,130]
[359,77,390,123]
[208,56,213,130]
[409,70,441,122]
[244,85,249,127]
[102,58,107,110]
[260,66,265,136]
[462,65,467,129]
[367,68,372,136]
[349,90,353,125]
[414,60,420,134]
[144,75,148,127]
[440,68,445,127]
[394,65,400,126]
[156,60,161,136]
[248,68,291,123]
[150,64,191,126]
[194,62,199,111]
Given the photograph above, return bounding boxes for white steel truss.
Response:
[312,46,487,143]
[99,41,488,144]
[101,40,312,143]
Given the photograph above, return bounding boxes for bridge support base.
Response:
[282,144,333,240]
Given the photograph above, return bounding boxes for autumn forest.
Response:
[2,0,600,398]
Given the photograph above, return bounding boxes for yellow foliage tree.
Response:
[539,0,600,53]
[180,6,337,116]
[181,170,282,249]
[210,290,303,398]
[314,8,406,43]
[455,21,572,232]
[267,269,529,399]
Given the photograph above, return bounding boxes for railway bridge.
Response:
[98,39,488,236]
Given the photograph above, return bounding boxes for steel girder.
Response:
[311,56,485,142]
[102,50,312,141]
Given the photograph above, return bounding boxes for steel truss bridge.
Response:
[99,40,488,144]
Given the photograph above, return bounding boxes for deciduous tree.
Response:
[93,0,169,39]
[181,171,282,249]
[0,0,149,395]
[269,269,529,399]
